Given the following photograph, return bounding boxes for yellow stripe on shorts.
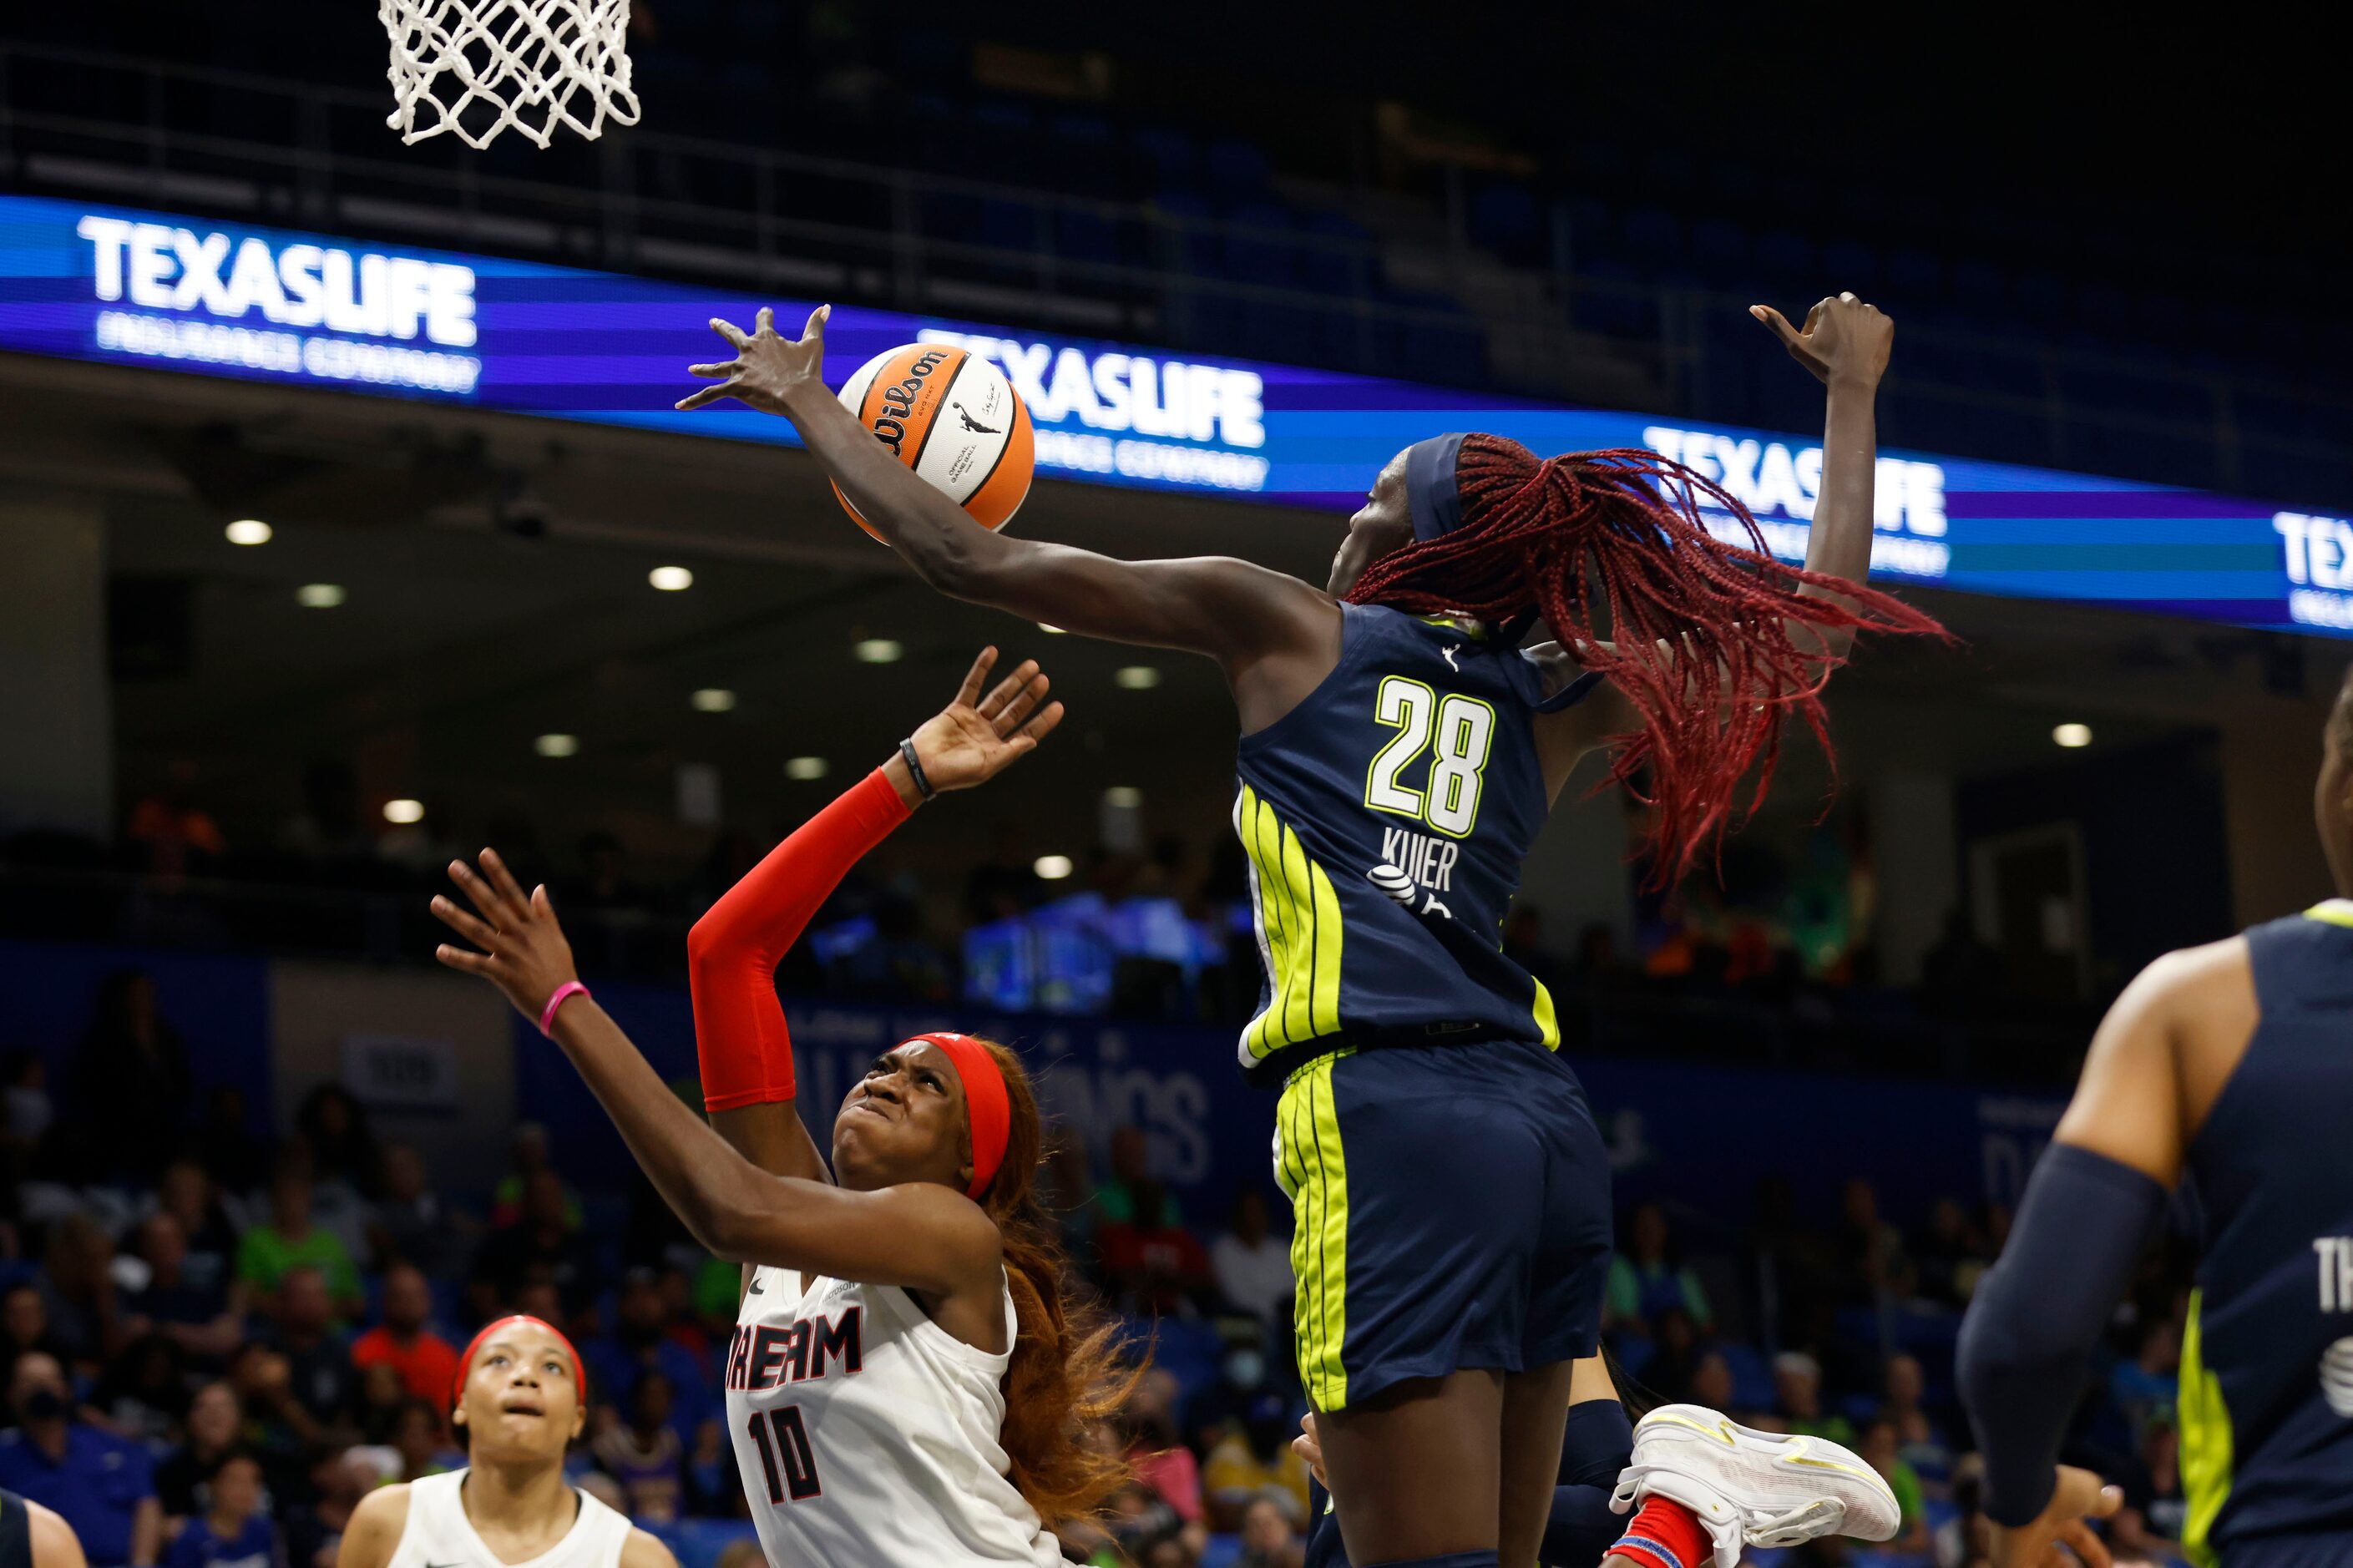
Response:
[1278,1050,1353,1410]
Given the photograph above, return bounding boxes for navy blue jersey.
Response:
[2178,900,2353,1564]
[1230,602,1589,1085]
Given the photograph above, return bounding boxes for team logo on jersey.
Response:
[2323,1337,2353,1419]
[725,1308,863,1391]
[1441,644,1461,672]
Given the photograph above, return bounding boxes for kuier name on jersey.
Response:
[1643,424,1951,580]
[77,215,478,346]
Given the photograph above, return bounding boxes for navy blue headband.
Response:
[1404,432,1470,544]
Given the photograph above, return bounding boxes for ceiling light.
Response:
[1104,786,1143,808]
[534,733,579,758]
[691,688,737,713]
[1115,665,1161,690]
[784,756,829,780]
[855,638,903,664]
[382,798,425,825]
[2052,722,2092,749]
[225,518,272,546]
[649,565,695,591]
[1033,854,1074,881]
[296,583,345,608]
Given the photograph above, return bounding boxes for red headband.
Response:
[913,1032,1011,1200]
[453,1314,586,1417]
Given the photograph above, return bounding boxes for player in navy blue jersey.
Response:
[682,295,1940,1568]
[1960,665,2353,1568]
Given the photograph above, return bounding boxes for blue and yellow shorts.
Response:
[1273,1039,1612,1412]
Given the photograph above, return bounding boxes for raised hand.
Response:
[431,847,581,1023]
[904,645,1065,794]
[677,303,830,413]
[1752,291,1893,387]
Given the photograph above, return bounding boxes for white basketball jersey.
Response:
[386,1470,630,1568]
[723,1264,1060,1566]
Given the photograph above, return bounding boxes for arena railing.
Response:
[0,43,2342,507]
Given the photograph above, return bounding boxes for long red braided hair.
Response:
[1343,436,1950,883]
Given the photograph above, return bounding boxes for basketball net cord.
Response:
[382,0,640,149]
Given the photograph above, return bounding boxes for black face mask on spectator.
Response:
[20,1386,68,1423]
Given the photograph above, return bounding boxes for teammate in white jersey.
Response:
[336,1315,676,1568]
[432,649,1132,1565]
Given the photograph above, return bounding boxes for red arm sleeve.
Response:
[686,767,911,1111]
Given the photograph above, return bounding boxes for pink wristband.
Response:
[539,980,590,1037]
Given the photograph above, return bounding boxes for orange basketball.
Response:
[831,344,1035,541]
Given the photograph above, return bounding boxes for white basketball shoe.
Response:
[1607,1404,1901,1567]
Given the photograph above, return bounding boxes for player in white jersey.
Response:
[337,1316,675,1568]
[431,649,1132,1565]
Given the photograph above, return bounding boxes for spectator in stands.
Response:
[259,1270,355,1439]
[386,1399,457,1483]
[0,1351,161,1568]
[192,1090,269,1201]
[1096,1180,1212,1317]
[1882,1353,1953,1491]
[1919,907,2004,1016]
[68,972,190,1182]
[235,1161,362,1321]
[2109,1317,2180,1438]
[592,1373,685,1524]
[1913,1196,1987,1308]
[1237,1495,1307,1568]
[1744,1174,1839,1356]
[278,761,369,870]
[126,765,226,883]
[1603,1201,1714,1337]
[1688,1349,1741,1419]
[2,1286,68,1404]
[281,1449,367,1568]
[964,822,1047,923]
[1835,1177,1915,1305]
[579,1270,710,1452]
[34,1213,124,1372]
[122,1214,244,1365]
[1858,1415,1932,1558]
[159,1452,271,1568]
[1773,1352,1855,1448]
[1208,1188,1292,1332]
[488,1125,580,1232]
[3,1049,53,1168]
[88,1334,187,1445]
[1096,1126,1182,1228]
[294,1087,380,1201]
[151,1383,245,1525]
[2113,1414,2189,1560]
[1636,1308,1707,1404]
[1183,1334,1272,1455]
[1118,1370,1202,1532]
[353,1364,407,1447]
[366,1144,469,1278]
[149,1163,239,1303]
[1201,1391,1309,1533]
[349,1265,457,1407]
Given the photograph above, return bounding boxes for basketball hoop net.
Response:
[381,0,640,149]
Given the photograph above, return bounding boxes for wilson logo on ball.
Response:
[832,344,1035,542]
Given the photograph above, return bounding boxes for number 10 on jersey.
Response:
[746,1407,822,1503]
[1364,676,1495,837]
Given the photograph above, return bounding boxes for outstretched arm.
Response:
[1751,291,1893,662]
[690,648,1058,1186]
[677,307,1336,670]
[433,652,1062,1290]
[1535,293,1899,779]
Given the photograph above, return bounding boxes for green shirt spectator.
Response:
[1604,1201,1715,1333]
[236,1164,361,1313]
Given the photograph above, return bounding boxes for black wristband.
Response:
[898,737,936,800]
